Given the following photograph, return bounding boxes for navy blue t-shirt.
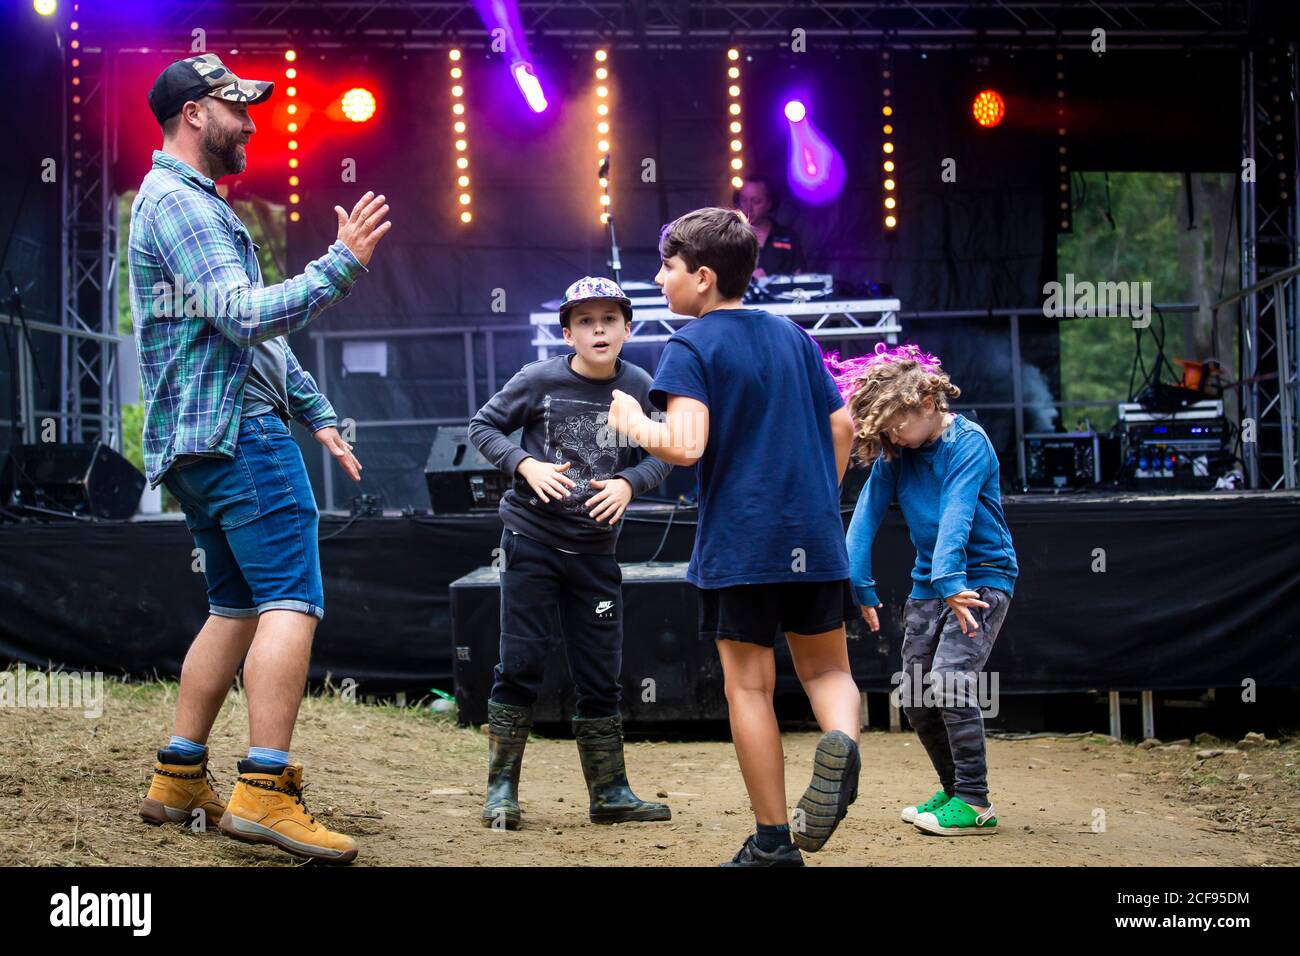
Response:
[649,308,849,588]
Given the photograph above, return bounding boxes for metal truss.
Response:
[65,0,1289,481]
[1237,38,1299,489]
[81,1,1250,52]
[60,36,121,449]
[530,296,902,359]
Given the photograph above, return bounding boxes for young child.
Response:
[467,276,674,831]
[839,342,1018,836]
[606,208,862,867]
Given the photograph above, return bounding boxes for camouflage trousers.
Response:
[897,587,1011,806]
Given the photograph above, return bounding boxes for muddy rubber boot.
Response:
[481,700,532,830]
[573,715,672,824]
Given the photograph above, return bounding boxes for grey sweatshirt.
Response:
[468,354,674,554]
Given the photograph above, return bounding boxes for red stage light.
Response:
[972,89,1005,128]
[114,52,301,201]
[340,87,377,123]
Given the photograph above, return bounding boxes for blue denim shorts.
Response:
[163,415,324,621]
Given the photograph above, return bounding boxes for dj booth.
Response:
[528,278,902,359]
[3,492,1298,728]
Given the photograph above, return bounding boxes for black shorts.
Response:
[696,578,860,647]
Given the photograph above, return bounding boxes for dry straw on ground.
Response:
[2,669,1297,866]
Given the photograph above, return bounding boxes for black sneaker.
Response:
[720,834,805,867]
[792,730,860,853]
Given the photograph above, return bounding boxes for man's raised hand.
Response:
[335,191,392,266]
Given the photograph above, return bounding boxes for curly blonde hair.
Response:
[831,343,961,465]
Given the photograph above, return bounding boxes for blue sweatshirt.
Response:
[846,413,1017,606]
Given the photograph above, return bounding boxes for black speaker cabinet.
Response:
[2,442,145,520]
[424,425,520,515]
[841,463,868,505]
[449,561,727,726]
[1023,432,1101,489]
[638,464,698,504]
[449,560,885,727]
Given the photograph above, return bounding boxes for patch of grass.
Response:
[0,667,483,866]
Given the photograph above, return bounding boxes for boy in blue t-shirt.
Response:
[606,207,862,867]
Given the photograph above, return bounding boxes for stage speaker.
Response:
[449,561,726,726]
[841,463,868,505]
[637,464,697,504]
[449,561,884,727]
[1023,432,1102,489]
[424,425,520,515]
[2,442,145,519]
[634,460,867,506]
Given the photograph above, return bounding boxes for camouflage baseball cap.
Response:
[559,276,633,322]
[148,54,273,125]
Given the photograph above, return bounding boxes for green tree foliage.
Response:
[1057,172,1236,433]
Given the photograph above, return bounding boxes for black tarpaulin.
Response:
[1,493,1298,696]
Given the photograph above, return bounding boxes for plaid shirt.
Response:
[129,151,363,486]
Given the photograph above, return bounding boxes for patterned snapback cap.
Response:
[559,276,633,322]
[148,54,274,125]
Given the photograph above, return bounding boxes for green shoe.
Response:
[914,797,998,836]
[900,789,952,824]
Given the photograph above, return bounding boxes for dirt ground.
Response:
[2,675,1298,867]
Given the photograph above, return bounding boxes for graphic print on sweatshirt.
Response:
[541,394,619,513]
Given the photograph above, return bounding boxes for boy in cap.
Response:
[467,277,674,830]
[131,54,391,863]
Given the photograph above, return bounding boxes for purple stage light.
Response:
[783,98,845,205]
[475,0,549,113]
[512,62,548,112]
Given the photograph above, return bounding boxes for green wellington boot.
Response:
[573,715,672,824]
[481,700,533,830]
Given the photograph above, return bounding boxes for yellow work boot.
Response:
[219,761,358,864]
[139,751,225,829]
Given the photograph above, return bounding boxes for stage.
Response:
[3,491,1298,709]
[0,0,1296,731]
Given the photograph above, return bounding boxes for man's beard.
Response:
[201,122,247,176]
